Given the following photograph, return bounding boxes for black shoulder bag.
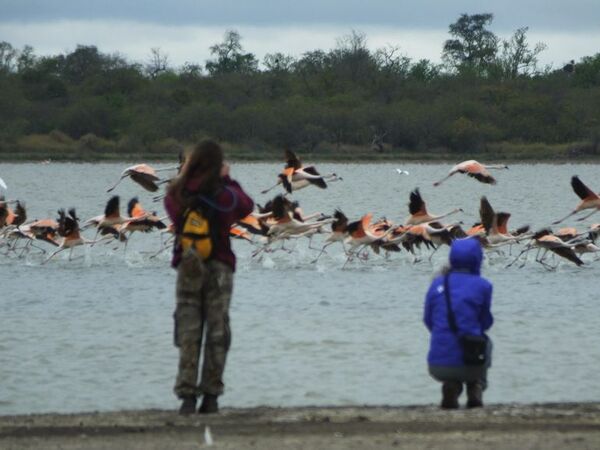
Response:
[443,274,488,366]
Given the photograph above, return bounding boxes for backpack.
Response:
[178,187,238,260]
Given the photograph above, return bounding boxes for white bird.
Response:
[0,177,6,190]
[204,426,214,446]
[396,168,410,175]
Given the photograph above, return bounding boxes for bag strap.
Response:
[443,274,459,334]
[197,186,238,213]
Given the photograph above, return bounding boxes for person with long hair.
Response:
[164,139,254,414]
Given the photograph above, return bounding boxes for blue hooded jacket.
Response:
[424,238,493,366]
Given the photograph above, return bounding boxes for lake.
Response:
[1,162,599,414]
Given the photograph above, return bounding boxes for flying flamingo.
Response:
[43,209,94,263]
[84,196,143,243]
[311,209,351,263]
[433,160,509,186]
[405,189,462,226]
[479,196,529,245]
[261,150,340,194]
[342,213,394,267]
[117,197,167,250]
[106,163,178,193]
[506,229,584,269]
[552,176,600,224]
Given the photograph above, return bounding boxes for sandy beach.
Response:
[2,403,600,449]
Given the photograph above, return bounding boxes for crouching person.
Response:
[424,238,493,409]
[165,140,254,415]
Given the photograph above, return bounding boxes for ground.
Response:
[2,403,600,449]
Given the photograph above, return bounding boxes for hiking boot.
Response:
[198,394,219,414]
[466,382,483,408]
[441,381,463,409]
[178,396,197,415]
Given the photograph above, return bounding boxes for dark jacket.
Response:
[164,175,254,271]
[424,238,493,366]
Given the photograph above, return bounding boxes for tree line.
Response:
[1,13,599,159]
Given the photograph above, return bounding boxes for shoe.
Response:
[466,382,483,408]
[179,396,197,415]
[441,381,463,409]
[198,394,219,414]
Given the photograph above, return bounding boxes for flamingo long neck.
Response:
[485,164,508,170]
[429,208,460,223]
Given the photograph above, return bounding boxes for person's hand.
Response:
[220,162,230,178]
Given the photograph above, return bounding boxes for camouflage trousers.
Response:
[173,251,233,399]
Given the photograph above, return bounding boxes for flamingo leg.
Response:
[506,244,532,268]
[576,208,599,222]
[311,242,333,263]
[106,175,126,193]
[342,251,355,269]
[260,181,281,195]
[552,210,578,225]
[428,245,441,262]
[17,240,31,258]
[433,173,454,187]
[43,247,66,264]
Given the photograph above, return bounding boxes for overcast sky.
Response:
[1,0,599,69]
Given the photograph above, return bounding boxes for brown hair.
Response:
[168,139,224,207]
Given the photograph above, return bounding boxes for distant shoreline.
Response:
[1,134,599,163]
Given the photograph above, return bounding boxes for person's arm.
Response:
[480,283,494,331]
[222,174,254,220]
[163,191,182,229]
[423,282,436,331]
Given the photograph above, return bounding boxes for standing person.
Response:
[164,140,254,415]
[423,238,493,409]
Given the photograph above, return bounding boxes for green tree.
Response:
[574,53,600,87]
[496,27,546,79]
[263,53,295,73]
[205,30,258,75]
[62,45,105,84]
[443,13,498,76]
[0,41,18,73]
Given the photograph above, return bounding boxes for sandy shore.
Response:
[2,403,600,449]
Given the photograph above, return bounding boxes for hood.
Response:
[449,238,483,275]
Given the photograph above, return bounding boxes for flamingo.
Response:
[479,196,529,245]
[552,176,600,224]
[261,150,340,194]
[117,197,167,250]
[433,160,508,186]
[28,219,60,247]
[342,213,394,266]
[405,189,462,226]
[507,229,584,269]
[84,196,139,243]
[1,218,59,256]
[311,209,351,262]
[554,227,600,257]
[236,214,269,238]
[43,209,94,263]
[106,163,178,193]
[589,223,600,242]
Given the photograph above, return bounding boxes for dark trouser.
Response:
[429,339,493,390]
[173,251,233,399]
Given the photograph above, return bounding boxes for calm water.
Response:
[1,162,599,415]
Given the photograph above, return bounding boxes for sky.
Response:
[1,0,599,69]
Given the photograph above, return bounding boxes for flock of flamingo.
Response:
[1,152,599,270]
